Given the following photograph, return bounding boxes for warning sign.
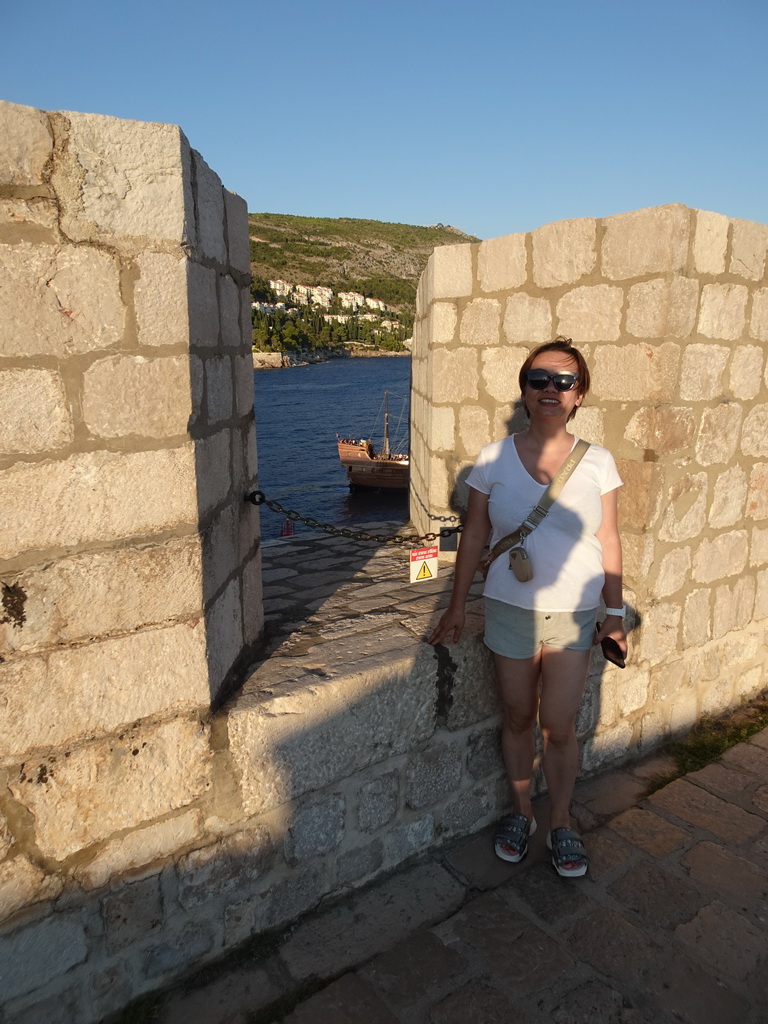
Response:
[410,544,439,583]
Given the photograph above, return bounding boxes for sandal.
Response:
[547,827,588,877]
[494,813,537,863]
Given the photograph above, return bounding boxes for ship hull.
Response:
[337,439,409,490]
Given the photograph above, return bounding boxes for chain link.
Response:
[244,490,463,545]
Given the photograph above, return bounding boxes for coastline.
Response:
[252,347,410,370]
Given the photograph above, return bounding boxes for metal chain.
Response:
[244,490,463,545]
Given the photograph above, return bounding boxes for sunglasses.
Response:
[525,370,580,392]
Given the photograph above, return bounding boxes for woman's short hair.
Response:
[518,336,590,421]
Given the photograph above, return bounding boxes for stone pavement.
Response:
[154,527,768,1024]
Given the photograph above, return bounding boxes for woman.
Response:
[428,337,627,877]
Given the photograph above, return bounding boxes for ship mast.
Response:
[383,390,390,458]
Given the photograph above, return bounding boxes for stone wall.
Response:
[0,101,261,1020]
[411,203,768,764]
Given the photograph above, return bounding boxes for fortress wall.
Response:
[0,101,262,1019]
[411,204,768,764]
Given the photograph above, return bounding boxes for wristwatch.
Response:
[604,605,626,618]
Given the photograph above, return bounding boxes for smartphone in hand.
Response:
[595,623,626,669]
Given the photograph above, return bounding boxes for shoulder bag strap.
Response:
[479,439,590,572]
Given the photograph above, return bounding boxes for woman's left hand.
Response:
[593,614,628,656]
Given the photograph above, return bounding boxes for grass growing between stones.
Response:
[646,689,768,794]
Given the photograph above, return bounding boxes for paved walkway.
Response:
[155,527,768,1024]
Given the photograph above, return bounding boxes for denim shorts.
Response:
[484,598,598,659]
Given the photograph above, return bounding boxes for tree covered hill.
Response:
[249,213,479,313]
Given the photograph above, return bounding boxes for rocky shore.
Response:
[252,347,410,369]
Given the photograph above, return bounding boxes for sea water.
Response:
[253,356,411,540]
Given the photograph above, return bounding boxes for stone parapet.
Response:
[411,201,768,763]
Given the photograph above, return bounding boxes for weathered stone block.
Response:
[713,575,756,638]
[56,111,194,246]
[0,100,52,186]
[477,233,527,292]
[219,274,241,347]
[335,839,384,886]
[466,725,503,779]
[458,405,489,458]
[622,531,654,581]
[709,465,748,528]
[623,405,695,452]
[385,814,434,863]
[658,472,708,542]
[729,218,768,280]
[459,298,501,346]
[747,463,768,520]
[428,243,473,300]
[616,461,663,530]
[532,217,596,287]
[440,785,493,836]
[750,525,768,567]
[429,302,458,346]
[637,601,681,666]
[83,354,194,438]
[694,402,743,465]
[9,717,211,859]
[405,742,462,809]
[1,446,198,561]
[203,354,233,424]
[0,856,61,923]
[195,428,232,516]
[693,209,729,274]
[602,204,690,279]
[754,568,768,620]
[626,276,698,339]
[188,261,220,347]
[142,919,217,979]
[654,547,691,598]
[0,813,12,858]
[430,348,478,403]
[741,402,768,456]
[676,900,764,982]
[428,405,455,451]
[503,293,552,342]
[697,282,748,340]
[0,912,88,1003]
[76,810,203,889]
[103,875,163,951]
[177,827,274,908]
[357,771,399,833]
[556,284,622,342]
[591,343,680,402]
[750,288,768,342]
[228,642,437,816]
[692,529,748,583]
[224,189,250,275]
[192,150,226,264]
[1,622,209,764]
[680,342,730,401]
[266,866,324,929]
[443,635,500,729]
[287,795,345,862]
[729,344,764,400]
[234,352,255,417]
[205,578,243,690]
[133,252,189,348]
[242,552,264,646]
[0,197,59,242]
[0,368,73,455]
[0,536,203,656]
[0,241,124,357]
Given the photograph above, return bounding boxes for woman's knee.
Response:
[540,721,577,748]
[502,706,537,735]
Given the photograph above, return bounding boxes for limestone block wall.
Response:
[411,203,768,765]
[0,101,261,1019]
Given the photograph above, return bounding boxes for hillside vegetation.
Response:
[249,213,479,313]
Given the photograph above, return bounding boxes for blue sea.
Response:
[253,356,411,539]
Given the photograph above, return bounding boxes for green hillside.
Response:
[248,213,479,313]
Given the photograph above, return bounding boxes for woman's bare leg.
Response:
[538,646,591,831]
[493,651,541,821]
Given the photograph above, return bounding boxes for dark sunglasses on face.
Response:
[525,369,580,392]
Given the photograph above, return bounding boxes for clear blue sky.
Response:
[4,0,766,240]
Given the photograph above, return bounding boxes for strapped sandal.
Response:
[547,827,588,877]
[494,813,537,863]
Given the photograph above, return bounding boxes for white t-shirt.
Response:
[466,434,623,612]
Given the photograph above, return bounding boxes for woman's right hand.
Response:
[428,605,465,646]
